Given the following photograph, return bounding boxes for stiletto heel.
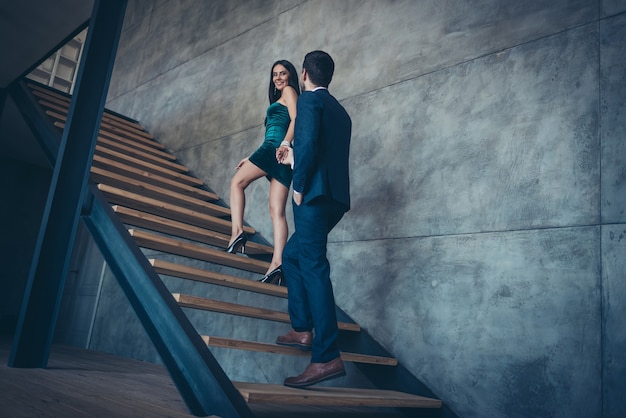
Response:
[259,266,283,285]
[226,232,247,254]
[277,275,286,287]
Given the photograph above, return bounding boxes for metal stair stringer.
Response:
[81,186,254,418]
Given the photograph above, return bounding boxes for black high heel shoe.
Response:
[226,232,247,254]
[259,266,284,286]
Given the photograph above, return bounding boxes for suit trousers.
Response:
[282,196,345,363]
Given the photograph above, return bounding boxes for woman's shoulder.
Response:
[282,85,298,98]
[279,86,299,108]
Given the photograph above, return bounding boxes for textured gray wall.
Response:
[90,0,625,417]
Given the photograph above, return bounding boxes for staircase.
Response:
[27,82,443,415]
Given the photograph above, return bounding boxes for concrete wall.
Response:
[91,0,625,416]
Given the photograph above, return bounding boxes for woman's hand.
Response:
[276,146,293,166]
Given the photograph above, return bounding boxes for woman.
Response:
[226,60,300,285]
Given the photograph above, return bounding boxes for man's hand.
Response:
[293,191,302,206]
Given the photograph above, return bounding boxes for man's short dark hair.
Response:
[303,50,335,87]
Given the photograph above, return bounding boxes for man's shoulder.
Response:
[301,90,322,100]
[297,90,324,110]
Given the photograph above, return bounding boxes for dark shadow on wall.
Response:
[0,157,51,335]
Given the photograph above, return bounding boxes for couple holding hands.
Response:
[226,50,351,387]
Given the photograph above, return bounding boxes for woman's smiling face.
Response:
[272,64,290,91]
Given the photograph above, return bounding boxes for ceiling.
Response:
[0,1,94,89]
[0,1,94,167]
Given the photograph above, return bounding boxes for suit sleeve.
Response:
[292,92,321,195]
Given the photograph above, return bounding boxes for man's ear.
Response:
[301,69,308,81]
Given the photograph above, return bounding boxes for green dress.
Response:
[248,101,293,188]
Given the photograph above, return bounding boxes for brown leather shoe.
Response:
[276,329,312,350]
[284,357,345,388]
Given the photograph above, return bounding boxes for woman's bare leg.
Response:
[266,179,290,274]
[229,160,266,247]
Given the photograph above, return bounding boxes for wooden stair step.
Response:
[98,105,153,135]
[113,204,232,245]
[172,293,360,332]
[92,169,230,217]
[130,229,265,273]
[113,207,272,255]
[45,108,155,144]
[48,112,172,160]
[91,145,199,185]
[201,336,397,366]
[39,100,154,141]
[150,259,285,296]
[234,382,442,408]
[29,84,71,103]
[98,184,243,233]
[29,84,154,140]
[97,135,177,166]
[93,142,188,174]
[92,155,217,201]
[35,98,74,115]
[97,125,165,153]
[100,113,152,137]
[97,120,155,142]
[98,135,175,162]
[30,88,71,107]
[98,126,170,155]
[47,106,161,150]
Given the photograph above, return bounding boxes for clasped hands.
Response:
[276,145,293,166]
[275,145,301,205]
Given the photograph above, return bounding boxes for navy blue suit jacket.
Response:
[292,89,351,211]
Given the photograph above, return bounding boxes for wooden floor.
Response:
[0,337,415,417]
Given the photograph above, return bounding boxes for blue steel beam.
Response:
[8,81,60,165]
[82,187,254,417]
[9,0,127,368]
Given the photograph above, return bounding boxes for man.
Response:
[275,50,351,388]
